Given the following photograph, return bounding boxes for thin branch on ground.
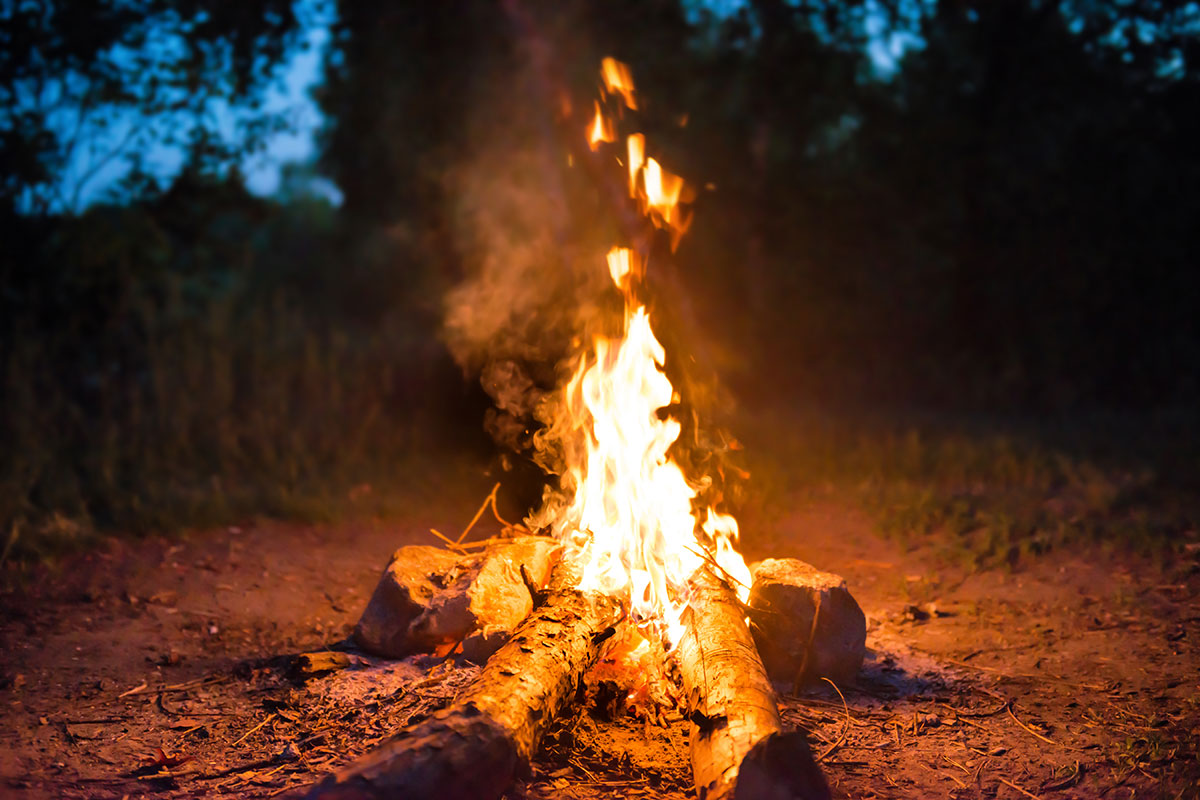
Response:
[231,714,276,747]
[818,677,851,761]
[1007,705,1061,747]
[998,775,1042,800]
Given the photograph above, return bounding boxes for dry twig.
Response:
[943,754,971,774]
[998,776,1042,800]
[817,677,851,761]
[1007,705,1060,747]
[940,655,1114,692]
[455,482,530,544]
[232,714,276,747]
[683,544,750,595]
[455,483,501,544]
[116,675,225,699]
[1041,761,1083,792]
[428,528,468,552]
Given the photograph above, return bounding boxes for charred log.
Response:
[675,566,831,800]
[306,557,621,800]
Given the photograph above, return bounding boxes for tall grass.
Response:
[0,193,474,566]
[1,285,439,564]
[739,406,1200,567]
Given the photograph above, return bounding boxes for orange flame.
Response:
[606,245,636,289]
[600,56,637,110]
[588,101,615,150]
[641,157,691,246]
[543,58,750,645]
[626,133,645,196]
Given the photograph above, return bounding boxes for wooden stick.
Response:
[305,558,620,800]
[455,483,500,544]
[675,566,831,800]
[998,776,1042,800]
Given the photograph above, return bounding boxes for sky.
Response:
[61,12,334,211]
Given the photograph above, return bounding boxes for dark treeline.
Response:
[2,0,1198,554]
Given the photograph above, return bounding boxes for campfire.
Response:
[305,58,865,800]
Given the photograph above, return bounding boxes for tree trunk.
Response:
[305,557,621,800]
[675,566,831,800]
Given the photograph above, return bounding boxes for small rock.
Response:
[275,742,301,762]
[903,603,930,622]
[747,558,866,687]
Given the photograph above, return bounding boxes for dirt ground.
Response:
[2,470,1198,799]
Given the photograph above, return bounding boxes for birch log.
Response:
[305,557,621,800]
[675,566,831,800]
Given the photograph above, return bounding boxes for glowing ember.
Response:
[533,58,751,649]
[600,56,637,110]
[626,133,645,195]
[588,101,615,150]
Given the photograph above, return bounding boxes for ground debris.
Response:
[2,504,1197,799]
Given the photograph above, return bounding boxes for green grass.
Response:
[740,406,1200,568]
[0,274,466,569]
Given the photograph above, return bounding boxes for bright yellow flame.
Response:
[588,101,615,150]
[626,133,645,197]
[559,302,703,644]
[606,246,635,289]
[601,56,637,110]
[540,57,748,646]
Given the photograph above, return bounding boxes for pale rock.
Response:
[747,558,866,687]
[353,537,558,661]
[353,546,466,658]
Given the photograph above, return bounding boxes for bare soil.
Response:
[2,474,1197,799]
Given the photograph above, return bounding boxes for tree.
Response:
[0,0,302,216]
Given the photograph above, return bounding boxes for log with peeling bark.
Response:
[305,556,621,800]
[675,565,832,800]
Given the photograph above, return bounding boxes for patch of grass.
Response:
[0,303,431,567]
[1,272,475,569]
[740,406,1200,568]
[1,190,502,570]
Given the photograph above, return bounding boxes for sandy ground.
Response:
[2,469,1198,799]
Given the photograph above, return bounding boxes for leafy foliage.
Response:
[0,169,480,562]
[0,0,301,213]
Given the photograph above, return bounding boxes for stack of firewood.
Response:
[304,537,865,800]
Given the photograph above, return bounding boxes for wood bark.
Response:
[675,566,831,800]
[305,558,621,800]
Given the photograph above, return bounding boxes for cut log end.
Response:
[748,558,866,689]
[732,731,831,800]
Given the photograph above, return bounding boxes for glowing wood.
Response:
[676,566,831,800]
[305,558,620,800]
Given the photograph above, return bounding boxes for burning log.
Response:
[676,566,831,800]
[306,556,620,800]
